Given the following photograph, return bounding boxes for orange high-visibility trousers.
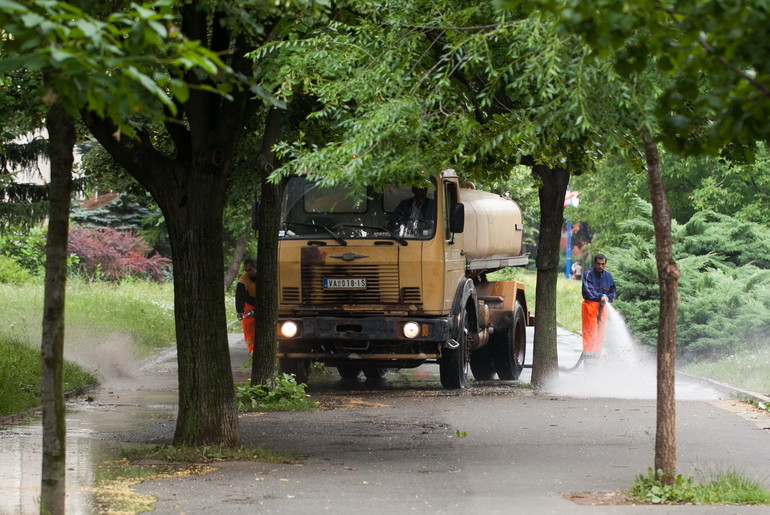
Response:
[241,302,255,353]
[582,300,608,353]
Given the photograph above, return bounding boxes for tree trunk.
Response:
[224,228,252,291]
[252,108,284,386]
[528,162,571,386]
[40,102,75,515]
[643,130,680,484]
[163,174,241,446]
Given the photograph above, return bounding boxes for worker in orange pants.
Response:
[581,254,616,366]
[235,259,257,353]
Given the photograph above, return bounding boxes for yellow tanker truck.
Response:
[275,169,530,388]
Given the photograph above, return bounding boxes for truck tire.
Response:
[470,345,496,380]
[363,366,388,381]
[280,358,310,385]
[440,307,469,389]
[337,364,362,379]
[492,301,526,380]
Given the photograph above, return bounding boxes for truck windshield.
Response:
[280,177,437,241]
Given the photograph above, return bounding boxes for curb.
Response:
[676,370,770,404]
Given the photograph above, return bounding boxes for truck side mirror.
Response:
[450,203,465,233]
[252,201,260,231]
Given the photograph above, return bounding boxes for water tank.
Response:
[460,188,524,265]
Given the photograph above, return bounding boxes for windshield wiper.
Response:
[333,223,408,246]
[282,221,347,246]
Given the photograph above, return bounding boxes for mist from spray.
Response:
[548,304,719,400]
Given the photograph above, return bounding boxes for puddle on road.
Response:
[0,340,182,515]
[0,399,178,515]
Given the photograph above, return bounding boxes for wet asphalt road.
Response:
[121,331,770,515]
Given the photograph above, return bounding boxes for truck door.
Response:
[443,179,465,312]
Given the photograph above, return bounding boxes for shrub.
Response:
[607,206,770,362]
[0,255,31,285]
[68,225,171,282]
[236,374,317,412]
[0,226,47,275]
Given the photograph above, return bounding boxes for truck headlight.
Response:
[403,321,420,339]
[279,321,299,338]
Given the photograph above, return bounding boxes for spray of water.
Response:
[548,304,719,400]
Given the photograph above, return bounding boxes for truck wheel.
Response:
[470,345,496,380]
[493,301,526,380]
[363,366,388,381]
[440,308,469,389]
[337,364,362,379]
[279,358,310,385]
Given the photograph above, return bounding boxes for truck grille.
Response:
[302,264,403,304]
[281,287,300,303]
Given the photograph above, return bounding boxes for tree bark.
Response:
[643,130,680,484]
[41,102,75,515]
[252,108,284,386]
[164,185,241,446]
[528,161,571,387]
[224,228,252,291]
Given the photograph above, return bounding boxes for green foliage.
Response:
[0,182,49,231]
[572,145,770,251]
[71,193,158,231]
[631,468,696,504]
[236,373,317,412]
[0,226,46,275]
[509,0,770,157]
[606,206,770,362]
[63,280,176,354]
[0,0,230,134]
[0,254,31,285]
[264,1,626,193]
[0,333,96,417]
[680,211,770,268]
[630,467,770,505]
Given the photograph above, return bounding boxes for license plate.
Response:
[323,277,367,289]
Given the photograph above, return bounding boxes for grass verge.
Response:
[0,333,96,417]
[681,346,770,395]
[630,467,770,505]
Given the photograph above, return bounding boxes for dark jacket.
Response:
[235,272,257,313]
[582,267,617,303]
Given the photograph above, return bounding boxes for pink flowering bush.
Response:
[68,225,171,282]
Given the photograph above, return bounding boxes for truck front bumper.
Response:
[277,315,452,343]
